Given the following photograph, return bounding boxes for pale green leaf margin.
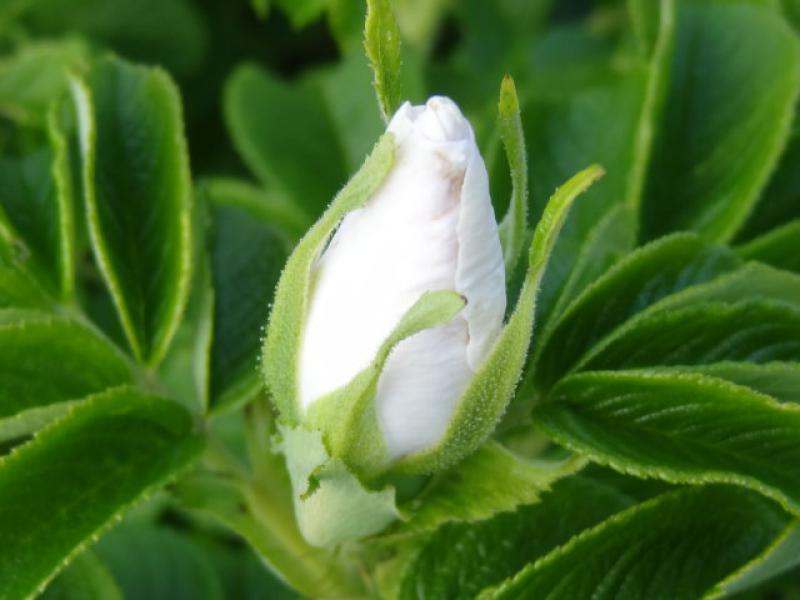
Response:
[69,61,192,366]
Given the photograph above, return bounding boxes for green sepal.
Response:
[279,425,400,547]
[306,290,466,478]
[261,133,395,424]
[394,165,605,475]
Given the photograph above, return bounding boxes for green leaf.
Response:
[0,311,132,435]
[0,38,88,126]
[94,524,223,600]
[737,122,800,240]
[641,0,800,242]
[0,386,202,599]
[41,551,122,600]
[273,0,327,28]
[738,220,800,273]
[497,75,529,276]
[206,186,291,413]
[0,234,50,309]
[532,233,741,391]
[223,64,348,218]
[536,370,800,515]
[394,473,633,600]
[397,165,604,474]
[484,486,791,599]
[364,0,403,122]
[523,71,647,330]
[391,442,585,536]
[263,133,395,423]
[0,138,73,298]
[71,56,193,366]
[578,301,800,373]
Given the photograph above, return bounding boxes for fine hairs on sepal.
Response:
[261,85,603,545]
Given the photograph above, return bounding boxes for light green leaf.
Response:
[223,64,347,218]
[391,442,585,536]
[394,473,633,600]
[94,524,223,600]
[397,165,604,474]
[536,370,800,515]
[0,386,202,600]
[641,0,800,242]
[0,38,88,126]
[364,0,403,122]
[262,133,395,423]
[738,220,800,273]
[497,75,529,276]
[206,186,291,413]
[71,56,193,366]
[484,486,791,599]
[41,551,122,600]
[532,233,741,391]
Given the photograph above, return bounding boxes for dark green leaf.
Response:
[485,486,791,599]
[537,370,800,515]
[0,386,202,599]
[738,220,800,274]
[223,64,347,219]
[41,551,122,600]
[532,233,741,391]
[95,524,223,600]
[642,0,800,242]
[71,56,193,366]
[395,474,633,600]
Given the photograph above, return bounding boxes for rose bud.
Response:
[262,93,601,546]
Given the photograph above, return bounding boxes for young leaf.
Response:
[394,474,634,600]
[532,233,741,391]
[497,75,528,276]
[0,386,202,600]
[364,0,402,122]
[641,0,800,242]
[223,64,347,219]
[70,56,193,366]
[536,370,800,515]
[484,486,791,599]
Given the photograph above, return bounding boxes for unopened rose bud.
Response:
[299,96,505,460]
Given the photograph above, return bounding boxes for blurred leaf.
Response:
[365,0,403,121]
[537,369,800,516]
[95,524,223,600]
[0,386,202,600]
[641,0,800,242]
[738,220,800,273]
[41,551,122,600]
[224,64,347,219]
[485,486,792,599]
[274,0,328,28]
[71,56,193,366]
[394,473,633,600]
[738,123,800,241]
[21,0,207,76]
[0,38,88,126]
[0,235,50,308]
[206,184,290,412]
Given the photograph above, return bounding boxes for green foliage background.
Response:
[0,0,799,598]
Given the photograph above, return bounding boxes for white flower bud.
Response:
[298,96,506,460]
